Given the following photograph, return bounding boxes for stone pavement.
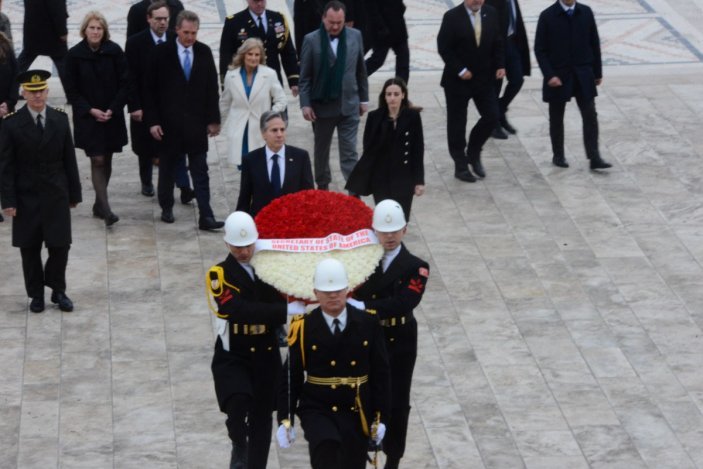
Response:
[2,0,703,467]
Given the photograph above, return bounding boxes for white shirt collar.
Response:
[249,9,267,30]
[238,262,255,281]
[150,29,167,44]
[265,145,286,184]
[26,105,47,123]
[559,1,576,12]
[382,245,402,272]
[322,308,347,333]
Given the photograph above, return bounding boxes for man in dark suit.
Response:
[209,211,304,469]
[0,70,81,313]
[486,0,530,139]
[294,0,364,54]
[236,111,314,216]
[17,0,69,91]
[126,0,184,39]
[535,0,612,170]
[349,200,429,469]
[437,0,505,183]
[219,0,300,95]
[299,1,368,190]
[363,0,410,82]
[277,258,390,469]
[145,10,225,230]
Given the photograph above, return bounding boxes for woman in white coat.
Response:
[220,38,287,168]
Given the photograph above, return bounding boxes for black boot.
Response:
[229,442,248,469]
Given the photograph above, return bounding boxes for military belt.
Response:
[306,375,369,387]
[379,316,407,327]
[232,324,268,335]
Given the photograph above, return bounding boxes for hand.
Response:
[290,85,299,98]
[547,76,562,87]
[359,103,368,116]
[595,78,603,86]
[69,203,78,208]
[276,423,296,448]
[372,422,386,444]
[460,70,472,80]
[2,207,16,217]
[150,125,164,141]
[302,106,316,122]
[90,108,110,122]
[207,123,221,137]
[414,184,425,196]
[130,110,143,122]
[0,102,8,116]
[346,298,365,310]
[287,300,306,316]
[496,68,506,79]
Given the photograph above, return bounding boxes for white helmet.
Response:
[223,212,259,246]
[372,199,406,232]
[313,258,349,291]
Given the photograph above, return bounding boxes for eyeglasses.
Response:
[152,16,168,22]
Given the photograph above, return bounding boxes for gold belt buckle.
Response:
[233,323,239,334]
[339,377,349,385]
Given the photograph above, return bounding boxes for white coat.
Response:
[220,65,287,166]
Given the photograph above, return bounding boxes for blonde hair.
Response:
[79,11,110,42]
[231,38,266,69]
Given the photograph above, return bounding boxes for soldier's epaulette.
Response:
[365,309,377,315]
[50,106,66,114]
[227,14,234,19]
[3,110,17,119]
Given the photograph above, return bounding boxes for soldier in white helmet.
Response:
[208,211,305,469]
[276,258,391,469]
[348,199,429,469]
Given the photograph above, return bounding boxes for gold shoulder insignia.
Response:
[366,309,377,315]
[227,14,234,19]
[51,106,66,114]
[2,111,17,119]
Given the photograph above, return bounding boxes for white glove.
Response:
[287,300,306,316]
[276,423,296,448]
[346,298,365,310]
[373,422,386,445]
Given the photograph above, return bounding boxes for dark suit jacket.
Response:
[125,29,174,155]
[437,4,504,91]
[21,0,68,56]
[219,8,299,87]
[345,107,424,197]
[144,39,220,155]
[236,144,314,216]
[486,0,530,76]
[0,106,81,248]
[534,1,602,102]
[125,0,184,39]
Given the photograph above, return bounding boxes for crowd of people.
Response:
[0,0,614,468]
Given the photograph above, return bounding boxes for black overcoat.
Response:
[144,40,221,155]
[21,0,68,56]
[210,254,287,412]
[534,1,602,103]
[0,106,82,247]
[345,107,424,197]
[485,0,531,76]
[364,0,408,45]
[65,40,129,154]
[0,49,18,116]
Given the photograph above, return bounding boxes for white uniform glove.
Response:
[276,423,296,448]
[346,298,365,310]
[287,300,306,316]
[372,422,386,445]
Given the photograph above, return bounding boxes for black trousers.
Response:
[224,393,274,469]
[495,37,525,116]
[158,152,213,218]
[444,85,499,170]
[365,37,410,83]
[304,413,367,469]
[548,94,600,160]
[20,244,70,298]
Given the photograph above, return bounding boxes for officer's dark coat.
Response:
[0,106,82,247]
[352,244,428,408]
[278,305,390,448]
[210,254,287,412]
[21,0,68,56]
[219,8,299,88]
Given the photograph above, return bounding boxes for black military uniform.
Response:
[352,244,429,469]
[0,75,82,307]
[279,305,390,469]
[209,254,288,469]
[219,8,299,89]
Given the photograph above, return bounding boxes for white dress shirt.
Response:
[265,145,286,187]
[382,245,401,273]
[322,308,348,333]
[176,39,194,70]
[249,10,268,33]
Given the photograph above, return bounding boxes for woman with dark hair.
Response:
[0,30,17,223]
[346,77,425,220]
[65,11,128,226]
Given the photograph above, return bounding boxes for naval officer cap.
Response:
[18,69,51,92]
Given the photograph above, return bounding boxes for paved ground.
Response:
[2,0,703,467]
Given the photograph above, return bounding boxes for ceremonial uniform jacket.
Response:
[219,8,299,88]
[0,106,82,248]
[278,305,390,443]
[209,253,287,412]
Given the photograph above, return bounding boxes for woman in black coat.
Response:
[0,31,17,123]
[346,77,425,220]
[65,12,128,226]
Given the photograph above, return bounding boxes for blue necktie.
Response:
[183,49,191,80]
[567,8,574,17]
[271,154,281,196]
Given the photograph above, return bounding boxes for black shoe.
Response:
[141,184,154,197]
[161,209,174,223]
[384,457,400,469]
[29,297,45,313]
[454,170,476,183]
[552,156,569,168]
[51,291,74,312]
[500,115,517,134]
[468,157,486,178]
[230,443,248,469]
[590,157,612,170]
[105,212,119,227]
[180,187,195,205]
[92,203,105,219]
[199,216,225,231]
[491,126,508,140]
